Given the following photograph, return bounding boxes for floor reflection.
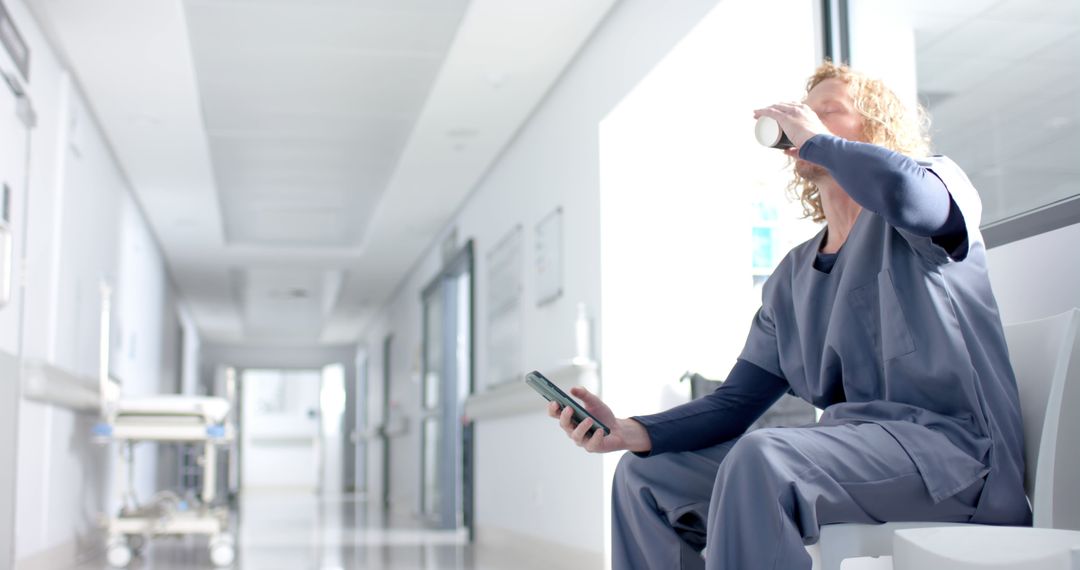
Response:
[72,492,506,570]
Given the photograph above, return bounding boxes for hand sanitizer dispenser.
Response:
[573,302,592,365]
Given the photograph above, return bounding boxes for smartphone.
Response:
[525,370,611,437]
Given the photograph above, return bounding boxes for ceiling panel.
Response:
[185,0,469,250]
[205,109,413,140]
[236,207,353,245]
[196,51,443,114]
[186,1,465,54]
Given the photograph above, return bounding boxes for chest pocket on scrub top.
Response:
[848,268,917,361]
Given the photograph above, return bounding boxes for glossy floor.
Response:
[73,492,559,570]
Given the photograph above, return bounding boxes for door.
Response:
[0,66,29,354]
[380,335,392,514]
[353,351,368,497]
[0,52,31,570]
[419,242,474,531]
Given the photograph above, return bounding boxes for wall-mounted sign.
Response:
[0,1,29,81]
[534,207,563,307]
[485,225,523,387]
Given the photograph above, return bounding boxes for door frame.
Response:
[353,350,369,497]
[418,240,475,533]
[380,334,393,515]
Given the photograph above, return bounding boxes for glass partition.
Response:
[910,0,1080,238]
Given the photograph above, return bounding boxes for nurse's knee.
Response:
[614,451,679,493]
[720,429,792,479]
[614,451,649,489]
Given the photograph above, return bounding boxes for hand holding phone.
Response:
[526,370,611,437]
[530,370,653,454]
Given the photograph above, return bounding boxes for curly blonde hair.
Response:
[790,61,932,223]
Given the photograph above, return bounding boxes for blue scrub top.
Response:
[739,155,1031,525]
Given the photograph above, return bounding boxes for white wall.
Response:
[2,5,74,563]
[179,306,202,396]
[0,3,36,563]
[2,0,191,565]
[359,0,732,556]
[987,222,1080,324]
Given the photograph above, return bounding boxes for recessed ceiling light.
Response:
[446,127,479,139]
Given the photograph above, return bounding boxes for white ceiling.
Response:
[30,0,1072,348]
[186,0,466,248]
[27,0,616,346]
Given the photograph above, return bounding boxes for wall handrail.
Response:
[21,358,120,413]
[463,360,599,422]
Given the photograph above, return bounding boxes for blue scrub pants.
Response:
[611,424,984,569]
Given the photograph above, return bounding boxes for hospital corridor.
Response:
[1,0,1079,568]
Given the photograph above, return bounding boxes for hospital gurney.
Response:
[92,286,236,568]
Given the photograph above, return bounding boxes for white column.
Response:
[847,0,919,107]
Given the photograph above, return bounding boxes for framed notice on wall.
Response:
[534,207,563,307]
[485,225,523,387]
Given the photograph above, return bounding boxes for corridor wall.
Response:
[0,1,191,567]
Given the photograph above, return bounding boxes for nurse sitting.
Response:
[546,61,1031,570]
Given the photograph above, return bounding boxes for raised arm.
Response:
[753,100,968,257]
[799,134,965,244]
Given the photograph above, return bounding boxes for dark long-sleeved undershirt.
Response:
[631,136,969,454]
[631,360,789,456]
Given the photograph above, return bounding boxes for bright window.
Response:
[600,0,820,413]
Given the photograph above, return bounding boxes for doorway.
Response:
[239,369,322,492]
[419,241,474,532]
[319,363,346,495]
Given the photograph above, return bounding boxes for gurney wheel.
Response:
[106,540,132,568]
[209,535,235,567]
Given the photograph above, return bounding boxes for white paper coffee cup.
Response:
[755,116,794,149]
